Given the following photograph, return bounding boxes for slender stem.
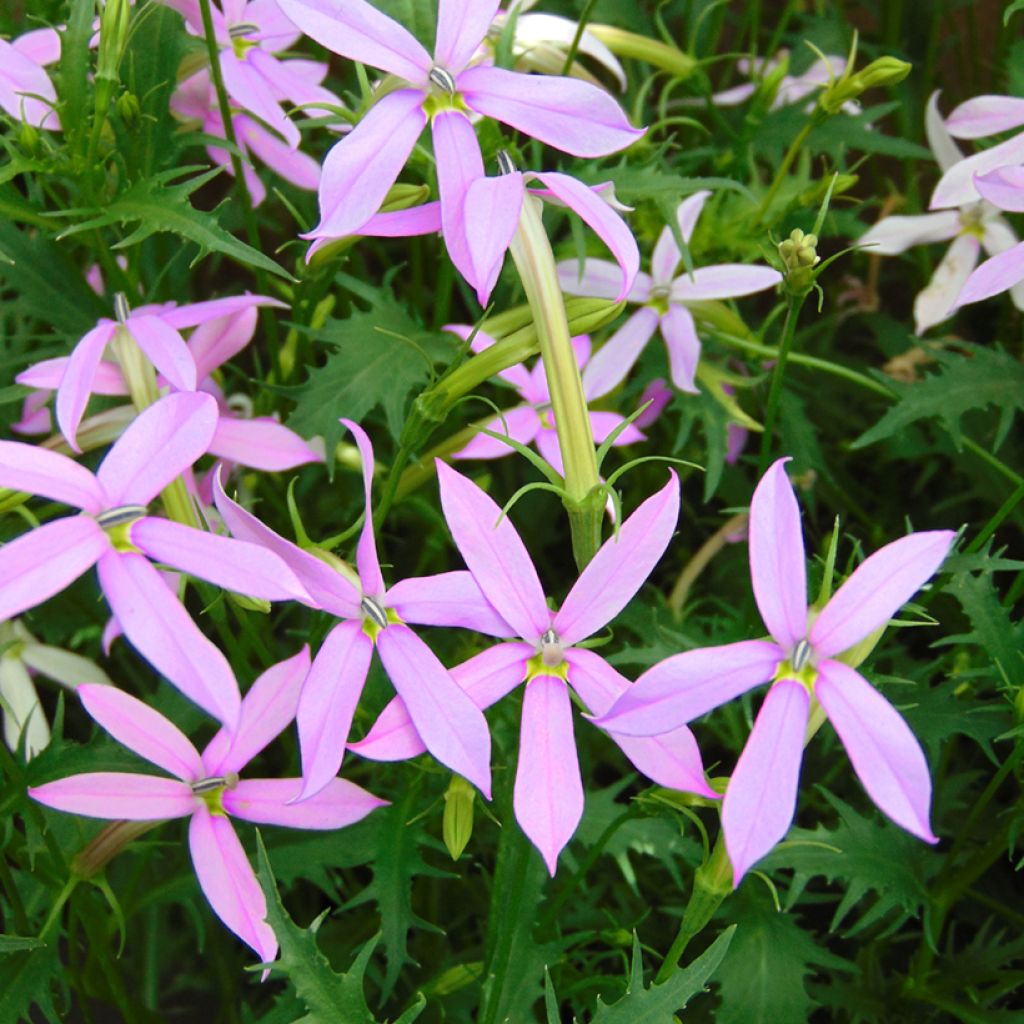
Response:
[0,854,29,934]
[559,0,599,76]
[38,876,78,941]
[668,512,749,618]
[757,295,805,475]
[755,114,823,223]
[966,478,1024,553]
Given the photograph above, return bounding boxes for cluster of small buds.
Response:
[778,228,821,295]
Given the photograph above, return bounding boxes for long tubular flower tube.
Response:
[214,419,502,800]
[0,393,310,729]
[274,0,643,293]
[29,648,387,965]
[558,190,782,394]
[593,458,956,884]
[350,462,714,875]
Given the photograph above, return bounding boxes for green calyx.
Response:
[191,772,239,816]
[424,92,471,120]
[525,651,569,682]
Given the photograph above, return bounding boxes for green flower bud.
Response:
[18,121,39,156]
[778,228,820,295]
[442,775,476,860]
[115,91,142,132]
[587,24,695,79]
[227,592,272,615]
[97,0,131,86]
[819,56,911,115]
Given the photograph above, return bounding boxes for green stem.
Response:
[966,478,1024,553]
[757,295,805,475]
[0,854,29,934]
[755,113,823,223]
[559,0,599,76]
[38,876,78,941]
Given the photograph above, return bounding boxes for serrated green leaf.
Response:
[0,944,63,1022]
[591,926,734,1022]
[55,167,293,280]
[852,345,1024,450]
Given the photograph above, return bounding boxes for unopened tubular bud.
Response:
[820,56,911,115]
[587,24,695,79]
[116,91,142,132]
[443,775,476,860]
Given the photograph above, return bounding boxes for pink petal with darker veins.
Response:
[188,808,278,963]
[513,674,584,875]
[722,678,809,885]
[161,294,286,331]
[126,314,197,392]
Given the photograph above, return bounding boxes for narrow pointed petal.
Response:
[241,117,322,189]
[355,203,442,238]
[925,91,962,172]
[453,405,542,461]
[651,191,711,283]
[660,304,702,393]
[581,307,659,400]
[275,0,431,83]
[952,239,1024,311]
[377,625,492,797]
[126,315,197,392]
[56,322,117,450]
[945,94,1024,139]
[225,777,387,828]
[980,217,1024,311]
[352,642,530,761]
[858,211,960,255]
[513,675,583,874]
[209,417,322,471]
[974,166,1024,212]
[0,518,106,623]
[671,264,782,302]
[749,458,808,650]
[78,683,202,781]
[588,411,644,446]
[339,418,384,598]
[810,530,955,658]
[533,428,564,476]
[557,257,651,302]
[204,647,311,775]
[555,472,679,646]
[433,112,490,294]
[21,643,113,688]
[311,90,427,240]
[21,357,126,396]
[98,552,241,729]
[815,661,937,841]
[30,773,194,820]
[532,172,639,300]
[220,50,299,147]
[296,621,373,800]
[98,392,218,506]
[592,639,781,735]
[915,232,981,330]
[930,130,1024,208]
[386,571,514,636]
[461,172,524,305]
[459,65,644,157]
[131,518,310,602]
[722,679,809,885]
[1,659,49,757]
[436,461,551,641]
[214,477,360,616]
[188,808,277,963]
[435,0,500,70]
[171,306,257,382]
[0,440,106,514]
[161,294,286,331]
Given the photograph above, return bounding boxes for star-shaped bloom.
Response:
[30,648,387,965]
[595,458,956,884]
[0,27,62,130]
[446,328,644,475]
[557,190,781,395]
[162,0,343,147]
[351,463,714,874]
[860,93,1024,333]
[17,298,319,477]
[214,419,502,800]
[275,0,642,290]
[0,393,309,729]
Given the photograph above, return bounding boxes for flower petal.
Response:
[670,264,782,302]
[913,232,981,332]
[974,166,1024,212]
[554,471,678,646]
[126,314,198,392]
[436,461,551,641]
[275,0,431,83]
[452,405,542,461]
[160,294,286,331]
[461,171,524,305]
[947,237,1022,313]
[925,91,962,173]
[930,130,1024,209]
[591,639,781,736]
[435,0,500,70]
[815,660,936,842]
[204,647,311,775]
[78,683,202,781]
[377,624,492,798]
[386,570,513,636]
[722,678,809,885]
[459,65,644,157]
[356,201,443,237]
[749,458,807,650]
[98,551,241,729]
[241,116,322,189]
[980,217,1024,311]
[339,418,384,598]
[209,416,322,471]
[225,777,387,828]
[945,94,1024,139]
[532,172,639,301]
[513,674,583,875]
[98,392,218,506]
[557,257,651,302]
[810,530,955,658]
[188,808,277,963]
[0,659,49,757]
[660,304,701,394]
[131,518,310,602]
[0,518,107,623]
[0,440,106,513]
[581,307,659,400]
[295,620,374,800]
[30,773,194,820]
[651,191,710,283]
[220,50,299,147]
[311,89,427,240]
[858,211,960,256]
[56,322,117,451]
